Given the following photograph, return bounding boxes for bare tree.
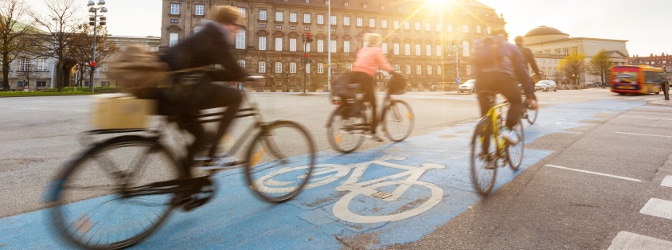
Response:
[67,23,117,87]
[0,0,36,91]
[31,0,84,91]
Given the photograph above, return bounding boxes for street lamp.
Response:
[87,0,107,93]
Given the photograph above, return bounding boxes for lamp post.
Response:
[327,0,331,92]
[87,0,107,93]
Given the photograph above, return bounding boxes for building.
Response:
[521,25,629,85]
[1,35,159,90]
[629,53,672,79]
[160,0,506,90]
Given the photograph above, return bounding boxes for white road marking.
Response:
[608,231,672,250]
[544,164,643,182]
[616,131,672,139]
[640,198,672,220]
[662,176,672,188]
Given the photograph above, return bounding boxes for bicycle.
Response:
[521,99,538,125]
[326,79,414,153]
[470,91,525,197]
[44,76,316,249]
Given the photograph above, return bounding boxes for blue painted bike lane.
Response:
[0,99,645,249]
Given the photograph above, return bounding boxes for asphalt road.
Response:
[2,88,672,249]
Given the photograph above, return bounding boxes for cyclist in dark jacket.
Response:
[156,6,249,173]
[514,35,541,78]
[472,29,537,145]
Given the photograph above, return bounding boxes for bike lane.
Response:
[0,99,644,249]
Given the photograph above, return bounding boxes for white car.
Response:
[535,80,557,92]
[458,79,476,94]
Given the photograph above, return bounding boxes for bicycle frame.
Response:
[485,101,509,155]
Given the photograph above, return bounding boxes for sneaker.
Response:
[479,153,496,169]
[370,134,384,142]
[499,127,519,145]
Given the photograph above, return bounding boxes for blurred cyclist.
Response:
[514,35,541,82]
[350,33,395,142]
[156,5,249,175]
[472,29,537,145]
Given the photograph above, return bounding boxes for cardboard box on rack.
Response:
[90,93,156,129]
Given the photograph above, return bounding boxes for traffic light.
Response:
[90,61,96,70]
[304,32,313,43]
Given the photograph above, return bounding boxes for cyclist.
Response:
[155,5,249,174]
[350,33,395,142]
[472,29,537,145]
[514,35,542,82]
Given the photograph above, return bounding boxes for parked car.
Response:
[535,80,557,92]
[458,79,476,94]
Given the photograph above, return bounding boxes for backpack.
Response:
[331,71,356,100]
[388,72,406,95]
[471,37,507,69]
[107,44,170,98]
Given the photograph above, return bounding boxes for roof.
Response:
[525,26,568,37]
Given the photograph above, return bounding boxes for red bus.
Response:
[610,65,664,95]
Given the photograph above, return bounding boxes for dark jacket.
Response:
[517,45,540,75]
[473,34,533,89]
[160,21,248,81]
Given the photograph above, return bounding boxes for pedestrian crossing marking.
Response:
[608,231,672,250]
[640,198,672,220]
[661,176,672,187]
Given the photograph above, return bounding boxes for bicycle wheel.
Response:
[47,135,181,249]
[470,118,497,197]
[506,122,525,171]
[245,120,316,203]
[524,106,538,125]
[383,100,414,142]
[327,105,365,153]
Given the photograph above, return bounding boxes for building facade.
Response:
[629,53,672,79]
[160,0,506,90]
[522,26,629,85]
[1,35,160,90]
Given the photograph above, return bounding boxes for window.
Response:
[369,18,375,28]
[426,45,431,56]
[462,24,469,33]
[290,62,297,73]
[317,14,324,24]
[318,63,324,74]
[393,20,399,29]
[404,44,410,56]
[238,7,246,18]
[381,5,385,10]
[170,19,178,23]
[17,81,27,87]
[363,3,367,8]
[476,25,482,33]
[436,45,441,57]
[260,10,267,20]
[275,11,283,22]
[259,36,267,50]
[329,40,336,54]
[356,17,362,27]
[415,22,420,31]
[170,4,179,15]
[427,65,432,75]
[237,60,246,68]
[194,25,202,33]
[393,43,399,55]
[343,40,350,53]
[404,21,410,30]
[447,24,452,32]
[275,62,283,73]
[425,22,431,31]
[437,65,442,75]
[305,43,311,52]
[317,39,324,52]
[235,31,245,49]
[405,64,411,75]
[259,62,266,73]
[290,12,297,22]
[416,65,422,75]
[303,13,311,23]
[36,81,47,87]
[19,58,31,71]
[394,64,400,72]
[346,63,352,70]
[169,33,178,46]
[37,59,48,71]
[344,1,349,7]
[195,5,204,16]
[330,16,336,25]
[435,23,441,32]
[381,43,388,55]
[415,44,421,56]
[343,17,350,26]
[487,26,491,34]
[290,38,297,52]
[305,0,310,3]
[381,20,387,29]
[306,63,310,73]
[275,37,283,51]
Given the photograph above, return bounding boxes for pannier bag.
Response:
[107,44,170,98]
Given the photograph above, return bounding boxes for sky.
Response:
[31,0,671,57]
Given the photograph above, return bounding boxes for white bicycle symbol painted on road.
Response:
[255,156,445,223]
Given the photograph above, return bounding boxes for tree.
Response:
[0,0,35,91]
[558,52,586,86]
[31,0,83,91]
[67,23,117,87]
[589,49,612,85]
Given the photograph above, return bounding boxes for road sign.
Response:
[456,77,461,84]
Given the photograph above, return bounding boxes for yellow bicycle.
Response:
[470,91,525,197]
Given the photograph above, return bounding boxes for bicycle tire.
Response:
[326,105,365,153]
[470,118,497,197]
[244,120,316,203]
[47,135,180,249]
[524,107,538,125]
[506,122,525,171]
[382,100,414,142]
